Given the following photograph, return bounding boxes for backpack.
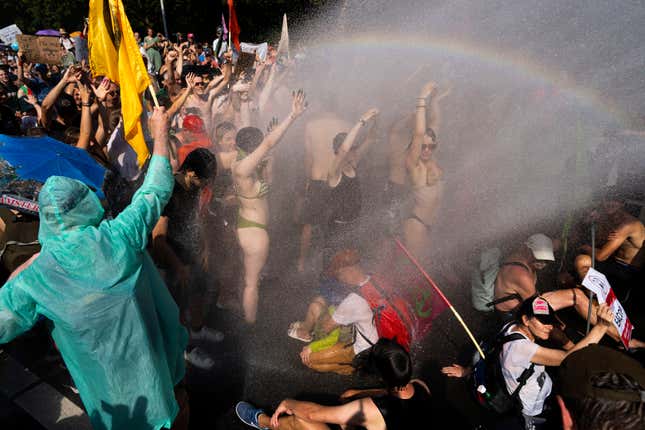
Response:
[358,275,415,351]
[471,247,501,311]
[470,326,535,415]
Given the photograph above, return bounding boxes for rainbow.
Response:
[306,33,629,125]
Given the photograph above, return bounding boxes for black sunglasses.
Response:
[194,82,206,87]
[421,143,437,151]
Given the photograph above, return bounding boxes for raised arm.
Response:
[111,107,173,250]
[589,222,636,262]
[76,83,93,150]
[353,109,380,161]
[406,81,435,170]
[428,86,451,133]
[40,67,80,128]
[166,72,196,119]
[531,303,613,366]
[328,108,379,185]
[234,90,307,178]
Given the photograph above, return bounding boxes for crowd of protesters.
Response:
[0,15,644,430]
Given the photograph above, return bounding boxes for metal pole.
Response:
[160,0,169,39]
[586,222,595,334]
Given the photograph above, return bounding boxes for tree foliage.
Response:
[1,0,337,44]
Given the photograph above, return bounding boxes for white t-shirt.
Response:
[500,325,552,416]
[332,291,378,355]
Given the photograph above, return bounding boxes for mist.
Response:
[264,0,645,272]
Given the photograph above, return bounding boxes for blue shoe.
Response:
[235,401,269,430]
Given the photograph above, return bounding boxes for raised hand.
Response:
[184,72,196,91]
[25,93,38,106]
[149,106,169,142]
[419,81,437,99]
[266,117,279,133]
[92,78,111,101]
[360,108,380,123]
[596,303,614,327]
[79,83,92,104]
[290,89,308,118]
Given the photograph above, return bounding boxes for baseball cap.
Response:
[526,233,555,261]
[326,249,360,277]
[559,344,645,402]
[517,295,561,326]
[187,33,195,38]
[182,115,205,134]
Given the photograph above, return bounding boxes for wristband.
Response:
[82,102,92,107]
[359,119,366,126]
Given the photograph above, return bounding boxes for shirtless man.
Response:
[297,100,351,272]
[494,233,643,347]
[576,195,645,304]
[403,81,448,259]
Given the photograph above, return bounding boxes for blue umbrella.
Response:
[35,29,61,37]
[0,134,106,200]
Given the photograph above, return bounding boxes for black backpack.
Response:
[471,326,535,415]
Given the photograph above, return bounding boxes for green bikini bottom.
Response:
[236,212,267,231]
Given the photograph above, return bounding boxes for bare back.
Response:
[305,112,351,181]
[614,216,645,267]
[494,257,537,312]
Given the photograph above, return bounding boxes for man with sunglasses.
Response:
[403,81,449,260]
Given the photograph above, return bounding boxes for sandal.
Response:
[287,321,312,342]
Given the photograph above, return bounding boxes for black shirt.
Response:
[371,381,432,430]
[162,177,201,265]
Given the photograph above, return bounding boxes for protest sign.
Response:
[582,267,633,348]
[240,42,268,61]
[0,25,22,45]
[16,35,62,64]
[235,51,256,78]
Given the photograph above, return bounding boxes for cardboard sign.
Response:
[0,24,22,45]
[234,51,256,78]
[582,267,634,348]
[17,35,62,64]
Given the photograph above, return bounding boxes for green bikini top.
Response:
[235,148,270,199]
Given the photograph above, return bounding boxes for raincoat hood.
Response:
[38,176,104,242]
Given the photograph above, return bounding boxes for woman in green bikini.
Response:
[232,90,308,323]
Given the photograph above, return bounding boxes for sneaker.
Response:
[190,326,225,343]
[184,347,215,370]
[235,401,269,430]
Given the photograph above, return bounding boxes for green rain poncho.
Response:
[0,155,188,430]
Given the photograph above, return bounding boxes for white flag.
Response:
[276,14,289,60]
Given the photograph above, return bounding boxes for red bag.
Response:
[359,275,415,351]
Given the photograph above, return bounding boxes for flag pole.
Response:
[394,238,486,359]
[586,222,595,334]
[148,85,159,107]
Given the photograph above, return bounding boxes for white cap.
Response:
[526,233,555,261]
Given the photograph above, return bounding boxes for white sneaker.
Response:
[184,347,215,369]
[190,326,225,343]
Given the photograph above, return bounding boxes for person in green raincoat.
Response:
[0,108,189,430]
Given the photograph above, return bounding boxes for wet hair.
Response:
[369,338,412,390]
[63,127,80,145]
[426,127,437,142]
[215,121,236,143]
[180,148,217,180]
[564,373,645,430]
[236,127,264,154]
[333,132,347,154]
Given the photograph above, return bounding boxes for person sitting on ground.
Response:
[232,90,307,324]
[151,148,222,369]
[556,344,645,430]
[235,338,431,430]
[442,295,615,430]
[293,249,379,375]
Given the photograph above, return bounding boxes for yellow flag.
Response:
[88,0,150,167]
